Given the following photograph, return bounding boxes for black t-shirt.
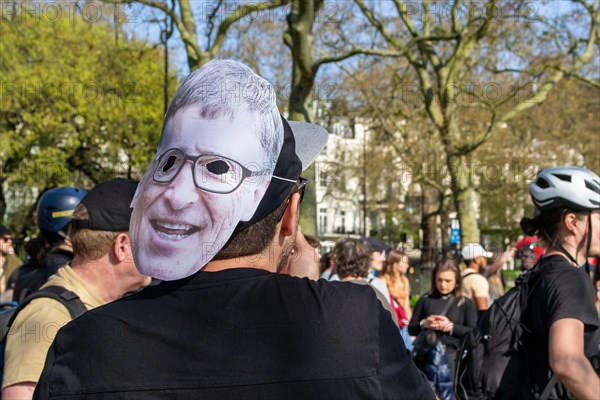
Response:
[34,268,434,400]
[524,255,600,399]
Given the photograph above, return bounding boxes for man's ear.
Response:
[113,233,132,263]
[280,193,300,237]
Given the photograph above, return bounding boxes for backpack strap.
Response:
[8,286,87,327]
[440,295,456,317]
[538,374,558,400]
[462,272,476,279]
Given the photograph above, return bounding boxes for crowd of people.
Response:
[0,60,598,400]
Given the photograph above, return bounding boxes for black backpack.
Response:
[0,286,87,393]
[454,269,558,400]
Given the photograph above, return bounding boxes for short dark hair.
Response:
[213,199,288,260]
[430,258,463,299]
[333,238,371,279]
[214,176,307,261]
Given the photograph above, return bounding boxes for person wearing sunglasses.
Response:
[35,60,433,400]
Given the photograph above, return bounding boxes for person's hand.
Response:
[435,316,454,333]
[426,315,453,332]
[422,315,438,330]
[498,251,509,264]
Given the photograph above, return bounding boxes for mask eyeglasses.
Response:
[153,148,268,194]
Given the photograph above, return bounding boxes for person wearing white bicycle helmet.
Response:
[520,166,600,400]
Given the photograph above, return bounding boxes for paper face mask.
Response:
[128,59,328,281]
[129,107,274,281]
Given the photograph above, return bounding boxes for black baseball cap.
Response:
[71,179,138,232]
[234,115,328,232]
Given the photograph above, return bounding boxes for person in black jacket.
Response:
[34,60,434,400]
[409,259,477,379]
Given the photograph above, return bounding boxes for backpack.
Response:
[454,270,557,400]
[0,286,87,394]
[413,329,454,400]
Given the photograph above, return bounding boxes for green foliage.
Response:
[502,269,522,291]
[0,3,173,236]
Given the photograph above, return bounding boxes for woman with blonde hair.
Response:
[382,250,412,325]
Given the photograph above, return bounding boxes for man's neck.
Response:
[341,276,367,281]
[467,262,480,272]
[203,257,276,273]
[55,242,73,252]
[71,258,118,302]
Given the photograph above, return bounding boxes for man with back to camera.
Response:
[34,60,434,400]
[460,243,491,311]
[3,179,151,400]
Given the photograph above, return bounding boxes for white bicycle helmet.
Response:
[530,166,600,211]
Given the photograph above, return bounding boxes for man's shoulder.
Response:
[12,294,71,325]
[6,293,72,352]
[462,270,487,285]
[71,273,380,326]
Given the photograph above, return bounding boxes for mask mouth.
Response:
[151,220,200,240]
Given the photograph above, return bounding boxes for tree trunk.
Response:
[447,152,480,244]
[0,180,6,222]
[284,0,322,235]
[420,184,439,268]
[298,164,318,236]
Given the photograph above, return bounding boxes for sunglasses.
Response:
[277,177,308,222]
[1,236,13,242]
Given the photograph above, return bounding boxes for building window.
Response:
[319,208,328,235]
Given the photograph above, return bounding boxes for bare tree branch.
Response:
[209,0,289,59]
[561,70,600,89]
[355,0,405,50]
[314,48,401,71]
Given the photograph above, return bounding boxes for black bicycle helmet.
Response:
[37,187,87,242]
[529,166,600,212]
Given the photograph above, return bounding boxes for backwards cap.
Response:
[72,179,138,232]
[461,243,493,260]
[235,116,328,231]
